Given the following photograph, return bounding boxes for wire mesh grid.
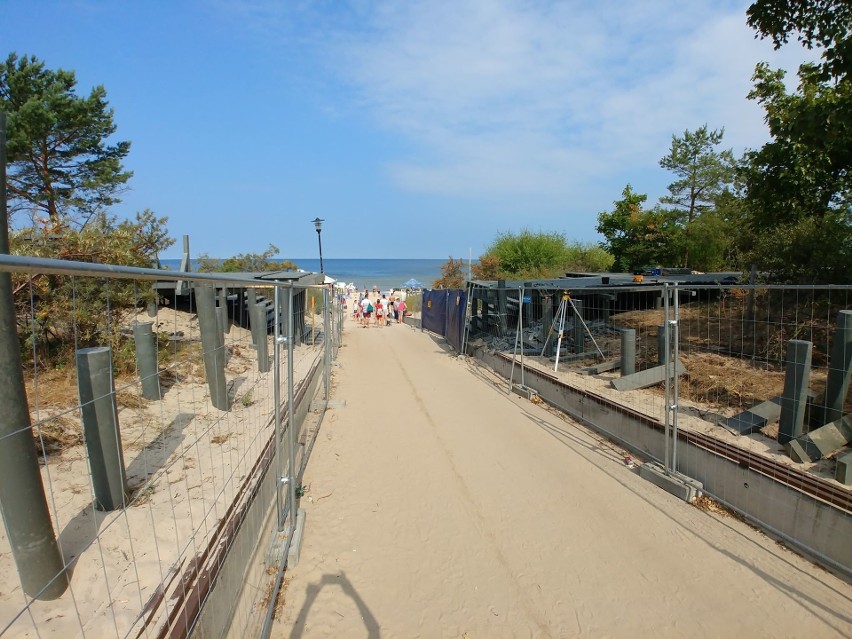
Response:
[467,281,851,570]
[0,264,333,638]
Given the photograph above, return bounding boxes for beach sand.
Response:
[273,306,852,638]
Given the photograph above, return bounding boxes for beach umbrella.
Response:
[402,278,424,288]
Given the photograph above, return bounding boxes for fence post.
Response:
[778,339,813,445]
[195,285,229,410]
[273,286,284,530]
[621,329,636,376]
[251,302,270,373]
[247,288,257,343]
[323,286,330,400]
[133,321,161,400]
[286,285,297,534]
[77,346,129,511]
[0,112,68,600]
[663,284,672,474]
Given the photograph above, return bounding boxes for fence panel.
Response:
[467,280,852,573]
[0,257,333,638]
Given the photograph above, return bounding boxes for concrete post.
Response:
[216,304,227,337]
[247,288,257,344]
[195,285,229,411]
[573,299,585,354]
[175,235,191,296]
[133,322,161,400]
[218,288,231,335]
[76,346,129,510]
[621,329,636,376]
[0,112,68,600]
[778,340,813,445]
[541,295,554,357]
[251,303,270,373]
[658,324,667,366]
[823,310,852,425]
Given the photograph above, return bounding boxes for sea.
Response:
[159,258,448,291]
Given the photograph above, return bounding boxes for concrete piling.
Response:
[658,324,667,366]
[251,303,270,373]
[195,285,229,411]
[621,328,636,376]
[573,299,585,354]
[778,340,813,445]
[76,346,129,511]
[541,295,554,357]
[823,310,852,425]
[133,322,161,400]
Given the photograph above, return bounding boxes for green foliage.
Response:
[740,1,851,282]
[486,229,570,277]
[746,209,851,282]
[597,185,683,272]
[746,0,850,82]
[1,52,132,227]
[466,230,614,281]
[683,211,730,272]
[659,125,736,223]
[404,292,422,314]
[433,257,466,289]
[196,244,298,272]
[11,211,175,366]
[563,244,615,273]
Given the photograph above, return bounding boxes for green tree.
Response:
[196,244,297,273]
[746,0,850,82]
[1,53,131,228]
[659,125,736,224]
[11,210,174,366]
[596,185,684,272]
[658,125,736,267]
[740,1,851,282]
[563,244,615,273]
[488,229,566,277]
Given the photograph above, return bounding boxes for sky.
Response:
[1,1,815,259]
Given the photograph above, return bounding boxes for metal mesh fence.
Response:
[467,280,852,574]
[0,256,336,638]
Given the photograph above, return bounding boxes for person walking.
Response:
[375,296,385,328]
[396,297,407,324]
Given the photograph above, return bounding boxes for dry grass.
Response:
[33,415,83,455]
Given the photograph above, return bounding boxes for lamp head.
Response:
[312,217,324,232]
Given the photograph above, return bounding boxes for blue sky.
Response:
[2,1,813,259]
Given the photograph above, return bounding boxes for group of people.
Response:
[351,291,406,327]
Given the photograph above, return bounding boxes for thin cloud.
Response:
[217,0,817,206]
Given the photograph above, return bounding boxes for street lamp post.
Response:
[312,217,324,274]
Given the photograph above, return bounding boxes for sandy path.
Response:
[274,315,852,638]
